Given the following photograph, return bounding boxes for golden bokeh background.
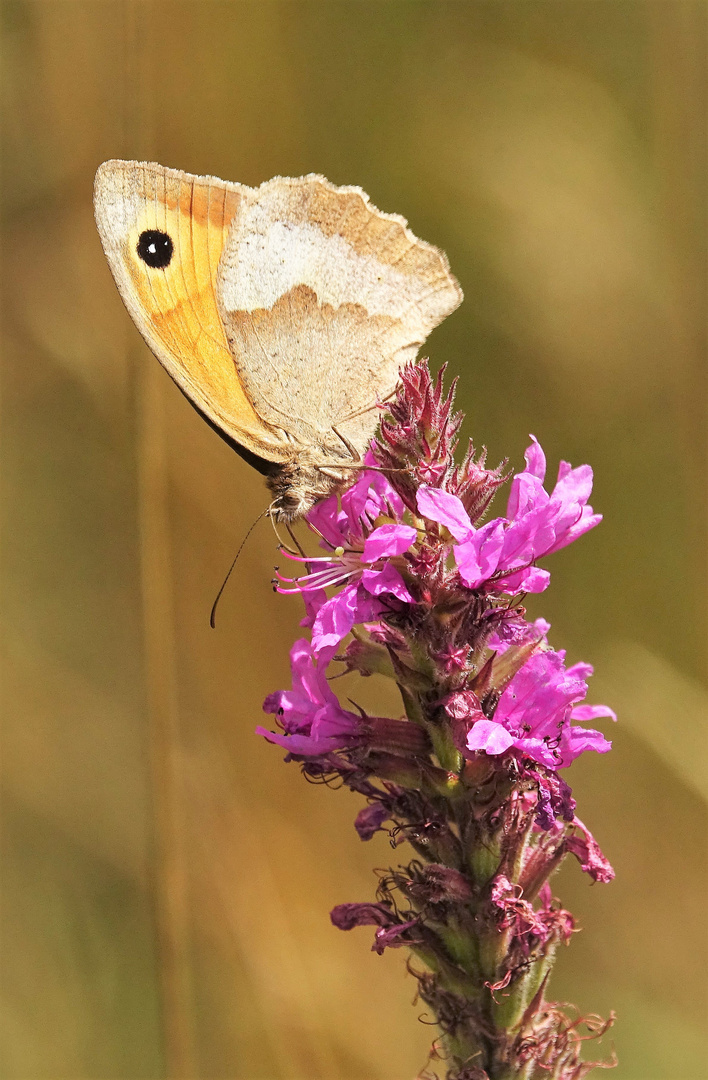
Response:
[1,3,705,1078]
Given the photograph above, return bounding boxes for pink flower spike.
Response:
[466,719,516,755]
[362,523,417,562]
[259,363,617,1063]
[416,486,474,542]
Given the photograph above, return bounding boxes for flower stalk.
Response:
[258,362,616,1079]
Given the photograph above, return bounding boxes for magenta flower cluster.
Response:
[258,363,615,1080]
[416,434,601,594]
[258,437,614,793]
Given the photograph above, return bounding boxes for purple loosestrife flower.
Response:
[330,902,422,955]
[463,631,616,769]
[565,818,616,885]
[256,637,365,756]
[275,458,417,653]
[416,436,602,594]
[258,362,616,1080]
[489,875,575,959]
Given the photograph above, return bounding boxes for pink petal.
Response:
[500,565,551,594]
[560,727,613,766]
[342,469,404,534]
[330,901,396,930]
[361,563,415,602]
[299,588,328,628]
[416,486,473,542]
[565,818,615,883]
[506,437,547,518]
[506,472,548,520]
[307,497,348,548]
[553,462,593,506]
[256,726,347,756]
[372,917,420,954]
[466,719,516,755]
[524,436,547,480]
[571,704,617,723]
[287,638,323,701]
[455,520,505,588]
[514,735,559,769]
[546,509,602,555]
[355,803,390,841]
[362,523,417,562]
[566,661,594,680]
[501,507,555,565]
[311,583,360,650]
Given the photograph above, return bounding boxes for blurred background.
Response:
[1,2,706,1078]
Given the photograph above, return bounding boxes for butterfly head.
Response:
[266,459,351,522]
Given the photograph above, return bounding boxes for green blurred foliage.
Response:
[1,3,705,1078]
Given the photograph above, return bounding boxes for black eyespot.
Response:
[137,230,173,269]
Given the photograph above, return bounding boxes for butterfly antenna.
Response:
[210,508,269,628]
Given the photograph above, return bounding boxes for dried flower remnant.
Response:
[258,361,616,1079]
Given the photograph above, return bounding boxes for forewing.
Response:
[93,160,288,461]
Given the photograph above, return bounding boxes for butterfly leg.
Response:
[316,459,405,478]
[330,384,399,461]
[333,387,397,433]
[285,521,306,558]
[313,390,402,476]
[331,423,361,463]
[346,386,398,417]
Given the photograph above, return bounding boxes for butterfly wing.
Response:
[216,175,463,458]
[93,160,289,462]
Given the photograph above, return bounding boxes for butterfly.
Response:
[94,161,462,519]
